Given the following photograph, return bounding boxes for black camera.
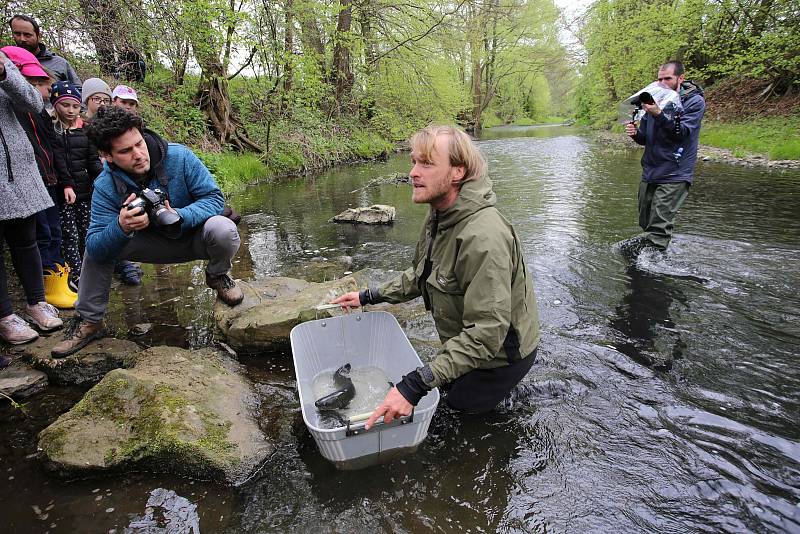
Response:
[126,188,183,238]
[632,91,656,107]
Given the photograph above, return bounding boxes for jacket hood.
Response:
[35,43,54,60]
[437,172,497,229]
[680,80,704,99]
[143,128,168,171]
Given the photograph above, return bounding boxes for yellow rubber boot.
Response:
[45,264,77,309]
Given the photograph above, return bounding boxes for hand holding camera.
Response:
[119,188,183,238]
[119,193,150,234]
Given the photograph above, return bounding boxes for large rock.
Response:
[21,334,141,386]
[330,204,395,224]
[0,361,48,399]
[37,346,273,484]
[215,269,437,352]
[215,274,365,351]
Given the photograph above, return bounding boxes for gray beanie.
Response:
[81,77,112,104]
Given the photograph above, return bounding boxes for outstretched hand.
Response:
[331,291,361,312]
[364,387,413,430]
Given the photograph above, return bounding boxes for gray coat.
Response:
[36,45,82,90]
[0,58,54,220]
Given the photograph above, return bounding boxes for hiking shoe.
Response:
[51,317,107,358]
[0,314,39,345]
[23,302,63,332]
[114,261,143,286]
[206,272,244,306]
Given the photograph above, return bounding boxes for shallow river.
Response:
[2,125,800,532]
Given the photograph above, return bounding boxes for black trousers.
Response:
[0,215,46,317]
[443,347,538,413]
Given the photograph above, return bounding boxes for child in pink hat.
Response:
[112,84,139,114]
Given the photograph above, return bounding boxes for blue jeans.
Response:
[35,187,64,271]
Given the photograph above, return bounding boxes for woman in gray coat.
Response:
[0,50,62,349]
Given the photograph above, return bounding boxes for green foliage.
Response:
[197,151,269,193]
[700,117,800,160]
[575,0,800,127]
[138,70,208,145]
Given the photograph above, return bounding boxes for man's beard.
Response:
[18,42,39,54]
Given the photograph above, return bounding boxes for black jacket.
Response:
[56,118,102,201]
[15,108,70,188]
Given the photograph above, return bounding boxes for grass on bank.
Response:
[197,152,269,193]
[700,116,800,160]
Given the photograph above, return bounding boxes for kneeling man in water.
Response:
[334,125,540,429]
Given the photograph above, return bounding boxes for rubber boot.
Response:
[59,262,80,293]
[45,264,78,309]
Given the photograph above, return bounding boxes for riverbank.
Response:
[593,124,800,170]
[132,70,398,195]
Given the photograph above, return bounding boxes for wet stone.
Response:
[22,335,141,386]
[214,273,366,351]
[214,269,431,352]
[37,346,274,485]
[330,204,396,225]
[0,361,47,399]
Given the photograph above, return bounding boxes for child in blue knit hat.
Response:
[50,80,103,289]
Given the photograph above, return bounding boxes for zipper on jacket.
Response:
[0,126,13,182]
[419,211,439,311]
[29,113,56,185]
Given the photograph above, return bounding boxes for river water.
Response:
[2,125,799,532]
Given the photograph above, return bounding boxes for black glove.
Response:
[396,366,434,406]
[358,287,383,305]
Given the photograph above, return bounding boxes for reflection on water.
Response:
[2,124,800,532]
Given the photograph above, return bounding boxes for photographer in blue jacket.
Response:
[625,60,705,252]
[52,106,244,357]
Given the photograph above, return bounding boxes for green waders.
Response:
[638,181,690,250]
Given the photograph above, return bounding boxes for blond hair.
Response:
[410,125,487,183]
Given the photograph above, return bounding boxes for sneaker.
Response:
[23,302,63,332]
[205,272,244,306]
[0,314,39,345]
[51,317,107,358]
[114,261,143,286]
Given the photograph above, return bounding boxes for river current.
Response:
[1,125,799,532]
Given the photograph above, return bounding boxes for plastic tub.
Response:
[290,310,439,469]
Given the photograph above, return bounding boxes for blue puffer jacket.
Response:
[632,81,705,184]
[85,130,224,263]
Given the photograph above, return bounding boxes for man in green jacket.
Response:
[333,125,539,429]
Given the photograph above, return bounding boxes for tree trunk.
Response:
[196,58,262,152]
[283,0,294,98]
[80,0,120,75]
[332,0,354,108]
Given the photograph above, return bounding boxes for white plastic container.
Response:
[290,311,439,469]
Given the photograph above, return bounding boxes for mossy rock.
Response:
[214,269,438,353]
[214,271,374,351]
[38,346,273,484]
